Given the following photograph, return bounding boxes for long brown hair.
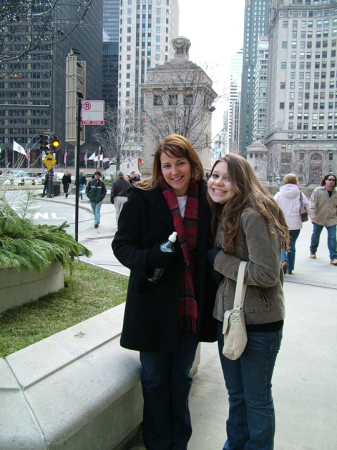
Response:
[136,134,205,191]
[207,154,289,253]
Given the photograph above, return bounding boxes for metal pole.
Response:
[75,97,81,242]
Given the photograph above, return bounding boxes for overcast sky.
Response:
[178,0,246,136]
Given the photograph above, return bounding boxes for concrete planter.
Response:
[0,262,64,314]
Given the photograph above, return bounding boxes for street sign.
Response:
[44,153,57,169]
[81,100,104,125]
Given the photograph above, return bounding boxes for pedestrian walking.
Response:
[274,173,309,274]
[309,174,337,265]
[110,171,129,224]
[62,171,71,198]
[78,170,87,200]
[86,170,107,228]
[129,171,140,184]
[42,170,49,197]
[207,153,288,450]
[112,134,217,450]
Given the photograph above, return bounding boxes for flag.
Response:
[26,146,30,161]
[64,149,67,164]
[94,154,103,161]
[103,157,110,163]
[88,152,96,160]
[84,152,87,165]
[13,140,26,155]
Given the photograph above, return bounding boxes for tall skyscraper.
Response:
[0,1,103,168]
[239,0,270,157]
[102,0,119,110]
[266,0,337,183]
[118,0,179,133]
[253,36,268,140]
[228,49,243,153]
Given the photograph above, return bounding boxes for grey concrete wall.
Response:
[0,262,64,314]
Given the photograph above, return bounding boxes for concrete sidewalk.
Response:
[37,193,337,449]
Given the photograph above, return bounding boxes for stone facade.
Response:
[140,37,217,175]
[246,135,268,182]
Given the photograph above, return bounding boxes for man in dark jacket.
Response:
[42,170,49,197]
[62,171,71,198]
[110,171,130,224]
[86,170,107,228]
[129,171,140,184]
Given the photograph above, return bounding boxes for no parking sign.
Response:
[81,100,105,125]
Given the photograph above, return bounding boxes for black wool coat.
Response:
[112,182,217,352]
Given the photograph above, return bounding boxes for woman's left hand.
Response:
[207,246,222,267]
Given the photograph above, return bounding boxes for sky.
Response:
[178,0,246,137]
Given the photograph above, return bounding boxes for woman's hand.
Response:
[207,246,222,267]
[147,243,179,269]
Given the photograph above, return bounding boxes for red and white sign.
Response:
[81,100,105,125]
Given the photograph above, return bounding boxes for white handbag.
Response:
[222,261,248,360]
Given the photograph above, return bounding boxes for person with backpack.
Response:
[86,170,107,228]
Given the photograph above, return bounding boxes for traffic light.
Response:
[39,135,49,151]
[51,135,60,150]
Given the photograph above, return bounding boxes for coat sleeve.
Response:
[214,209,281,288]
[112,189,153,279]
[309,188,318,218]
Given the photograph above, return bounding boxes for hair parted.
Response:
[321,174,336,187]
[283,173,298,185]
[136,134,205,191]
[207,153,289,253]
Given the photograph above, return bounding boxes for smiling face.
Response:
[160,151,192,196]
[207,161,236,204]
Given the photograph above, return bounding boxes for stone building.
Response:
[140,37,217,175]
[265,0,337,184]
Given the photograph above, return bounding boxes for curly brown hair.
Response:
[136,134,205,191]
[207,154,289,253]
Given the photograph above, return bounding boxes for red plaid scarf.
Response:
[162,182,199,333]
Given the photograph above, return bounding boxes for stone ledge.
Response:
[0,303,144,450]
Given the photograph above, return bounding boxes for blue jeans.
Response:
[281,229,301,271]
[79,184,84,200]
[217,321,282,450]
[140,329,198,450]
[90,202,101,226]
[310,223,337,260]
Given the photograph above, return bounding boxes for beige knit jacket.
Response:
[309,187,337,227]
[213,207,285,326]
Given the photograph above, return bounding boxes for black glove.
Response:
[210,267,224,286]
[207,246,222,267]
[147,243,178,269]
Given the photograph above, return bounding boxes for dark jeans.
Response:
[140,329,198,450]
[217,321,282,450]
[79,183,84,200]
[310,222,337,260]
[281,229,301,271]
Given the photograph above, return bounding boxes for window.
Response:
[281,62,286,69]
[280,82,285,89]
[290,82,296,89]
[280,102,285,109]
[282,41,287,48]
[156,36,160,42]
[156,54,160,60]
[156,27,160,32]
[283,21,288,28]
[153,94,162,106]
[184,94,193,105]
[168,94,178,105]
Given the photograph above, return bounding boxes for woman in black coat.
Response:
[112,135,217,450]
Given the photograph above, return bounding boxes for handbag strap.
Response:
[233,261,248,311]
[299,191,303,205]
